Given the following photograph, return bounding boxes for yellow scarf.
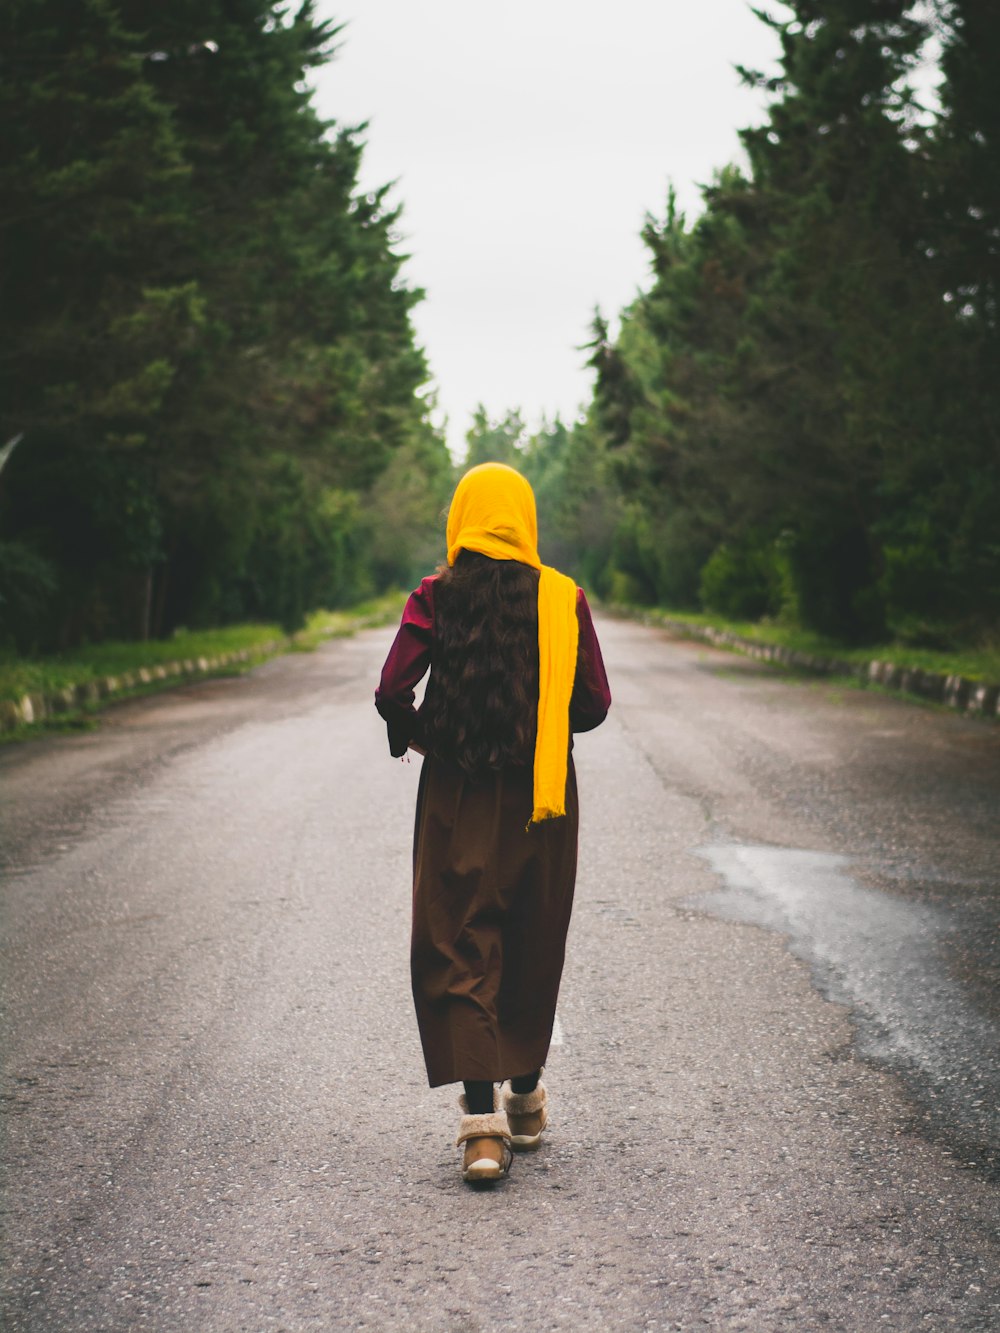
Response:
[446,462,579,824]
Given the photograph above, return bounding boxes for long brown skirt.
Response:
[410,754,579,1087]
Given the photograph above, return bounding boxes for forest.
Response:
[1,0,998,655]
[0,0,453,650]
[520,0,1000,647]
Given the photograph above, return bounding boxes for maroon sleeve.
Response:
[374,578,435,757]
[570,589,611,733]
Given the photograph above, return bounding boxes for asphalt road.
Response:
[1,615,998,1331]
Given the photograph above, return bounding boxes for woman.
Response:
[375,462,610,1183]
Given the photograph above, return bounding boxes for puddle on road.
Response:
[692,843,1000,1170]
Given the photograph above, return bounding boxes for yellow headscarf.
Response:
[446,462,579,824]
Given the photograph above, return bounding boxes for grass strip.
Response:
[0,590,407,707]
[627,606,1000,683]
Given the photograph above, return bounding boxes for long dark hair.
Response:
[420,550,539,774]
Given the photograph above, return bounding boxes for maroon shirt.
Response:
[375,575,611,758]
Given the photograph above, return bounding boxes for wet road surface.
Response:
[1,615,998,1329]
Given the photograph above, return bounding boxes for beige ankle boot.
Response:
[502,1078,548,1151]
[455,1112,512,1182]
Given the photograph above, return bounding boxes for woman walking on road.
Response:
[375,462,611,1184]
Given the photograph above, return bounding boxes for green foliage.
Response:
[516,414,626,596]
[542,0,999,650]
[929,0,1000,335]
[240,455,343,634]
[365,428,456,589]
[0,594,409,709]
[633,605,1000,684]
[7,0,996,660]
[0,1,442,652]
[700,542,777,621]
[0,622,285,703]
[0,541,59,653]
[464,407,527,469]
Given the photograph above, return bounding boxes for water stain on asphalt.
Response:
[691,843,1000,1174]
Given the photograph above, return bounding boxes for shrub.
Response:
[699,541,777,620]
[0,540,58,653]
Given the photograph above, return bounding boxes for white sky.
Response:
[310,2,791,454]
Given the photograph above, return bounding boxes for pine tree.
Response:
[912,0,1000,633]
[464,406,527,468]
[929,0,1000,331]
[731,0,938,638]
[592,1,965,639]
[0,0,199,643]
[0,1,441,646]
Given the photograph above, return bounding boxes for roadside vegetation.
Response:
[2,2,996,688]
[1,3,451,654]
[0,592,406,707]
[618,606,1000,686]
[468,2,999,666]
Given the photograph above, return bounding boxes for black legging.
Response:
[464,1070,540,1115]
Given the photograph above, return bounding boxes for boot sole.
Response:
[507,1108,548,1151]
[509,1133,543,1151]
[462,1158,504,1181]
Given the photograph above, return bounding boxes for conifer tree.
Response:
[0,1,443,647]
[464,407,527,468]
[729,0,937,637]
[929,0,1000,332]
[590,1,975,639]
[0,0,198,641]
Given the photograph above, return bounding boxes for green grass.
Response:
[295,590,408,648]
[630,606,1000,682]
[0,624,284,703]
[0,590,408,705]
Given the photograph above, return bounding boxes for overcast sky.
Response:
[310,2,791,454]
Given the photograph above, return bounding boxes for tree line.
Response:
[3,1,997,656]
[1,0,453,651]
[508,0,999,647]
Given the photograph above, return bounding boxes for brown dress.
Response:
[375,575,610,1087]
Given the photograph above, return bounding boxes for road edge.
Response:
[0,642,288,735]
[614,609,1000,719]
